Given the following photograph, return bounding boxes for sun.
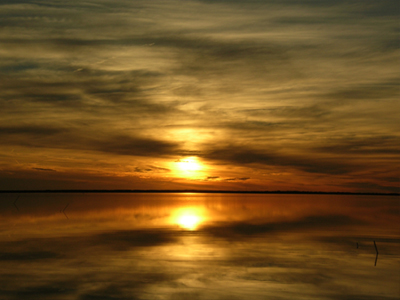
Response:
[177,157,202,172]
[171,156,205,179]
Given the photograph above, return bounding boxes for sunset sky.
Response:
[0,0,398,192]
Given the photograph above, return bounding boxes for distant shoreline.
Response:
[0,190,398,196]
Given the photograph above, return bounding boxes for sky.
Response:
[0,193,399,299]
[0,0,399,192]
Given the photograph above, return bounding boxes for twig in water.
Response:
[356,242,358,249]
[374,240,379,266]
[13,196,20,212]
[62,202,70,219]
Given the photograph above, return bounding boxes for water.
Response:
[0,193,399,300]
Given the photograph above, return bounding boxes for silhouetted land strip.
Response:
[0,190,398,196]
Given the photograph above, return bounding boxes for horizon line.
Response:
[0,189,398,196]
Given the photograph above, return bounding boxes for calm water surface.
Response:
[0,193,399,300]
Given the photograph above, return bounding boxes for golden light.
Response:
[172,207,204,230]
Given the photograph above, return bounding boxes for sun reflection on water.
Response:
[172,207,204,230]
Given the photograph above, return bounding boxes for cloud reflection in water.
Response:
[0,193,398,299]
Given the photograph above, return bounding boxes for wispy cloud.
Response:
[0,0,398,191]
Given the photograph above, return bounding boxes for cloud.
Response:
[224,177,250,181]
[94,135,179,157]
[0,124,181,158]
[134,166,170,173]
[323,81,400,102]
[330,295,398,300]
[32,168,57,172]
[315,136,400,155]
[0,125,65,136]
[0,0,398,191]
[204,144,358,175]
[345,181,399,194]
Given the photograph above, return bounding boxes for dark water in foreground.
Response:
[0,193,399,300]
